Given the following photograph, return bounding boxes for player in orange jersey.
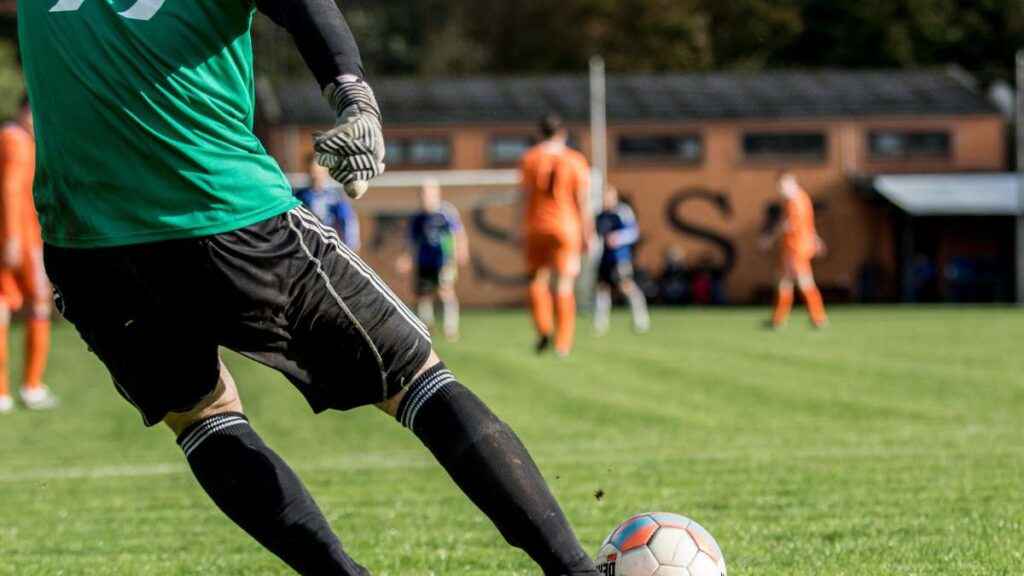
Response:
[761,171,829,329]
[520,114,594,356]
[0,98,56,414]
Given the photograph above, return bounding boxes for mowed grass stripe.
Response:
[0,307,1021,575]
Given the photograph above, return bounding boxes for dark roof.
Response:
[268,69,999,126]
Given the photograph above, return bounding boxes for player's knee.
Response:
[0,304,9,326]
[555,275,575,295]
[29,301,51,320]
[164,364,243,436]
[377,349,442,418]
[778,278,795,292]
[797,275,816,290]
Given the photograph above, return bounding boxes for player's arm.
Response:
[758,203,789,251]
[449,206,470,267]
[254,0,383,199]
[807,200,827,256]
[0,132,24,268]
[608,208,639,250]
[347,208,361,253]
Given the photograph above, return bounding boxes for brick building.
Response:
[259,69,1010,306]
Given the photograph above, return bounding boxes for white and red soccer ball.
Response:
[595,513,726,576]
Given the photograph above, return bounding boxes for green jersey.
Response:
[17,0,298,248]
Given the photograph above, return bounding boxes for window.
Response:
[617,134,703,164]
[869,130,951,160]
[743,132,827,161]
[384,137,451,167]
[488,133,582,165]
[489,135,536,165]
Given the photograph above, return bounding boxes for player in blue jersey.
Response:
[594,185,650,335]
[400,179,469,341]
[295,153,361,251]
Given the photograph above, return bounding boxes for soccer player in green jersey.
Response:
[18,2,599,574]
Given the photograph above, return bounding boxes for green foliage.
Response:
[252,0,1024,82]
[1,308,1023,574]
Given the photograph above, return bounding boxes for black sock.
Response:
[178,413,368,576]
[397,365,597,576]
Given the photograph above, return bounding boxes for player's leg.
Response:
[796,264,828,328]
[413,266,438,328]
[527,234,557,352]
[165,362,369,576]
[617,262,649,334]
[45,240,367,575]
[0,299,11,414]
[620,280,650,334]
[20,250,56,410]
[255,208,597,575]
[378,356,598,575]
[416,295,435,327]
[552,242,580,357]
[772,257,796,328]
[593,281,612,335]
[438,274,460,342]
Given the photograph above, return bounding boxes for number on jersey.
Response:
[49,0,166,21]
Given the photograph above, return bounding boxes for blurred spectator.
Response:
[909,254,938,302]
[397,179,469,342]
[295,153,360,251]
[658,246,690,305]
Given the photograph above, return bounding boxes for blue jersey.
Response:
[596,204,639,264]
[295,186,360,251]
[409,203,462,270]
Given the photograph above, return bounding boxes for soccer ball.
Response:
[595,513,726,576]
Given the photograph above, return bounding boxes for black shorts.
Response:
[45,206,432,427]
[598,258,634,286]
[414,264,456,296]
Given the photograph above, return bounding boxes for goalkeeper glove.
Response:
[313,75,385,199]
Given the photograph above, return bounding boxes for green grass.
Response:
[1,307,1023,575]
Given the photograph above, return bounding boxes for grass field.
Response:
[1,307,1022,575]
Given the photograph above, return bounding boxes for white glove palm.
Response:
[313,75,385,199]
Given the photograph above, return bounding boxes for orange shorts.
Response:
[0,248,49,311]
[526,232,581,276]
[780,251,813,279]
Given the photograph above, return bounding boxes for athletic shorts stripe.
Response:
[285,211,389,401]
[290,207,430,340]
[291,206,421,332]
[291,207,429,340]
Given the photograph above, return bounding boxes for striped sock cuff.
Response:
[396,363,457,430]
[176,413,249,458]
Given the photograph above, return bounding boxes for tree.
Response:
[251,0,1024,84]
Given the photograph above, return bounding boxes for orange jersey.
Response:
[0,124,41,248]
[520,142,590,240]
[782,189,817,259]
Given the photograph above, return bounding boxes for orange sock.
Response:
[554,291,575,354]
[772,287,794,327]
[528,281,554,338]
[25,318,50,389]
[0,321,8,397]
[801,285,828,327]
